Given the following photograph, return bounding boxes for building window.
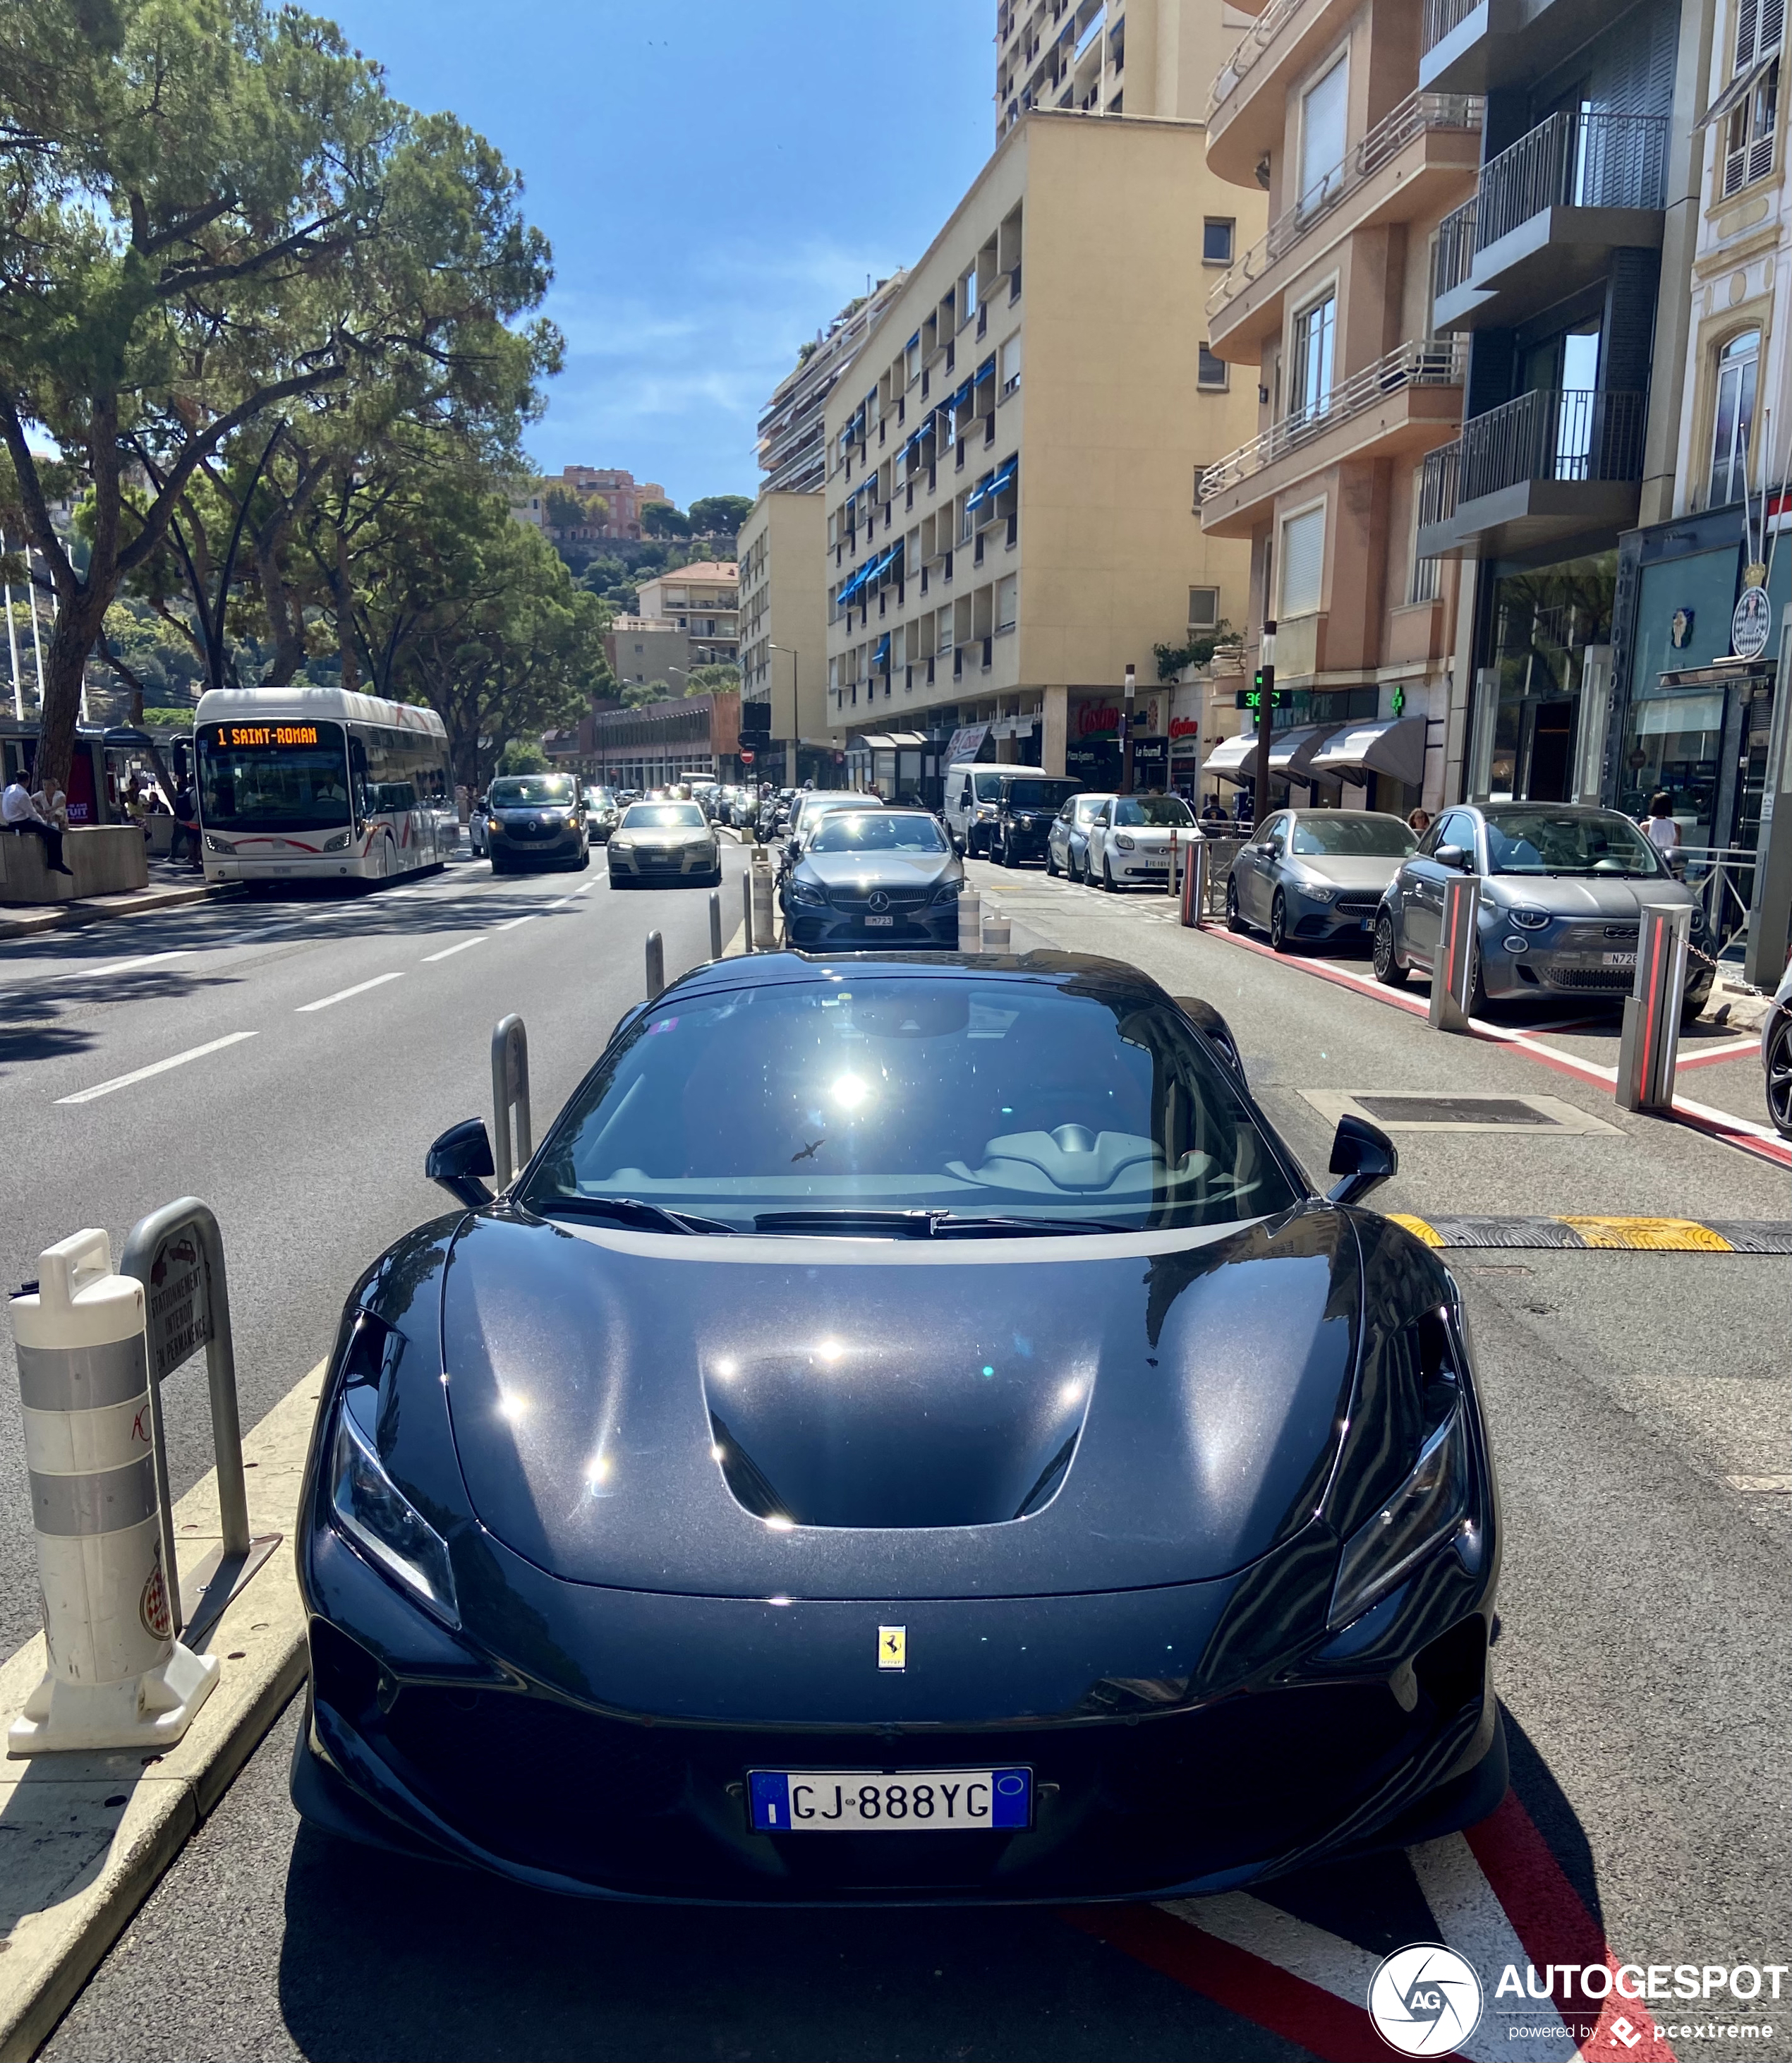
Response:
[996,574,1018,631]
[1280,505,1325,617]
[1299,57,1349,213]
[1203,218,1235,265]
[1000,332,1022,397]
[1198,344,1229,390]
[1724,59,1780,193]
[1292,294,1336,423]
[1188,586,1221,631]
[1709,329,1760,507]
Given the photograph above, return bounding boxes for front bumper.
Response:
[296,1510,1501,1905]
[1288,894,1385,944]
[785,902,959,950]
[1479,926,1714,1003]
[491,826,583,866]
[608,843,718,881]
[1106,850,1177,886]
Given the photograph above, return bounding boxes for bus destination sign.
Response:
[206,722,322,749]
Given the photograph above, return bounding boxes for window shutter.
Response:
[1280,507,1326,617]
[1736,0,1760,68]
[1760,0,1786,56]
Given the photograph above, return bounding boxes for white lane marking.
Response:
[1163,1892,1380,2004]
[575,878,598,894]
[421,937,487,963]
[56,1031,260,1106]
[495,912,540,931]
[79,950,195,979]
[296,972,404,1012]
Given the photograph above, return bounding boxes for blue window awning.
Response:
[991,456,1017,492]
[964,473,997,512]
[976,356,996,382]
[874,634,891,668]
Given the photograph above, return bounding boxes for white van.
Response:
[942,762,1009,856]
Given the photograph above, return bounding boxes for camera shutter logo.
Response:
[1367,1944,1482,2056]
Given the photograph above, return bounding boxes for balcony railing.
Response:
[1208,0,1313,119]
[1479,108,1669,246]
[1419,387,1647,525]
[1199,336,1467,502]
[1208,90,1483,320]
[1422,0,1481,55]
[1434,195,1479,298]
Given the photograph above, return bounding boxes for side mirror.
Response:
[1434,843,1470,871]
[1326,1114,1398,1207]
[1172,996,1245,1081]
[426,1118,495,1208]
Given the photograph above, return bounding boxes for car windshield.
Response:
[1483,809,1664,877]
[809,812,948,854]
[1005,780,1079,809]
[524,976,1299,1235]
[586,788,615,806]
[971,770,1005,800]
[1114,797,1194,828]
[490,775,575,806]
[801,797,882,827]
[197,720,350,832]
[622,803,706,829]
[1290,815,1416,858]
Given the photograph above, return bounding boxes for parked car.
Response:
[468,793,488,857]
[1374,803,1715,1016]
[1226,810,1417,953]
[583,786,621,843]
[1084,794,1201,891]
[1048,793,1113,882]
[485,773,588,874]
[988,775,1084,868]
[784,808,964,950]
[782,790,884,871]
[1762,958,1792,1139]
[943,762,1010,856]
[607,800,722,889]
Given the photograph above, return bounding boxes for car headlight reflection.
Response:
[790,878,827,906]
[1296,881,1337,902]
[1113,833,1137,851]
[1328,1405,1470,1631]
[1511,909,1551,930]
[330,1401,459,1628]
[931,878,962,905]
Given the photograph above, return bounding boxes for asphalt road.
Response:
[18,853,1792,2062]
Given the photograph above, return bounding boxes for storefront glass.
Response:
[1481,553,1616,801]
[1616,547,1744,843]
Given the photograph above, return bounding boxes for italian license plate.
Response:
[747,1767,1032,1833]
[1603,951,1636,968]
[864,914,895,927]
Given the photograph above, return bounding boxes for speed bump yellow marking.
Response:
[1556,1216,1734,1251]
[1387,1214,1445,1247]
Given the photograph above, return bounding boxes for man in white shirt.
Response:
[1,772,74,876]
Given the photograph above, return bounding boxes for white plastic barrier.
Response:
[957,890,981,953]
[981,907,1012,952]
[8,1230,219,1754]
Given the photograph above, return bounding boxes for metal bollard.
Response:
[750,852,776,951]
[1167,828,1180,899]
[1428,873,1482,1033]
[708,890,723,962]
[8,1229,220,1753]
[1616,904,1690,1114]
[645,928,665,1001]
[981,907,1012,952]
[957,889,981,953]
[491,1014,531,1185]
[1181,839,1208,928]
[741,871,755,954]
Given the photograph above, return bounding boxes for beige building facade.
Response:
[757,279,907,497]
[823,108,1261,785]
[635,562,741,666]
[738,492,832,782]
[997,0,1259,135]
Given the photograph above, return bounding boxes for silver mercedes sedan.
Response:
[1225,809,1417,951]
[1374,802,1714,1015]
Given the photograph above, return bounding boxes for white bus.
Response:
[195,687,457,885]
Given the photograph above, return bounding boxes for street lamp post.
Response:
[768,643,799,787]
[1120,664,1137,795]
[1251,619,1277,827]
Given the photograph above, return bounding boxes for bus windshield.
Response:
[198,720,351,832]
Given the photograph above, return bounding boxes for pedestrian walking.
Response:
[1642,791,1681,865]
[1200,794,1228,827]
[171,775,202,869]
[2,770,74,875]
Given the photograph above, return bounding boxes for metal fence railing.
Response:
[1199,336,1467,503]
[1477,109,1670,247]
[1434,195,1479,299]
[1678,846,1758,951]
[1208,0,1312,119]
[1208,91,1483,320]
[1421,387,1647,526]
[1422,0,1482,53]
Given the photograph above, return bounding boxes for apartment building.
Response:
[823,108,1259,785]
[757,279,907,496]
[738,492,831,783]
[1601,0,1789,979]
[996,0,1243,135]
[635,562,740,665]
[605,617,692,691]
[557,467,670,538]
[1195,0,1487,816]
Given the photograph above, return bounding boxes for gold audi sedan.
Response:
[607,799,723,890]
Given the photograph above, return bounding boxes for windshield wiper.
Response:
[751,1208,1144,1238]
[538,1196,733,1235]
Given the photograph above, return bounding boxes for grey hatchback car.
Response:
[1226,809,1416,951]
[1374,802,1714,1015]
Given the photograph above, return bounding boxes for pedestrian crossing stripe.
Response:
[1386,1214,1792,1254]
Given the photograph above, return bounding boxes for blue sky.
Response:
[321,0,994,508]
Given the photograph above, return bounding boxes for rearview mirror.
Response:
[1326,1114,1398,1207]
[426,1118,495,1208]
[1434,843,1470,871]
[1171,996,1245,1081]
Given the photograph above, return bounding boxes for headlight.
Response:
[790,879,827,907]
[975,804,996,819]
[1329,1403,1471,1631]
[487,817,502,833]
[1113,833,1137,851]
[1511,909,1551,930]
[323,831,351,852]
[931,878,962,905]
[1294,879,1336,902]
[330,1399,459,1628]
[205,834,231,853]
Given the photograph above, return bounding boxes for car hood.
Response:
[1479,874,1690,916]
[1286,856,1407,890]
[616,825,710,844]
[797,851,957,892]
[437,1206,1360,1599]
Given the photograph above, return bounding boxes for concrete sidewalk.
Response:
[0,1364,322,2062]
[0,877,237,942]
